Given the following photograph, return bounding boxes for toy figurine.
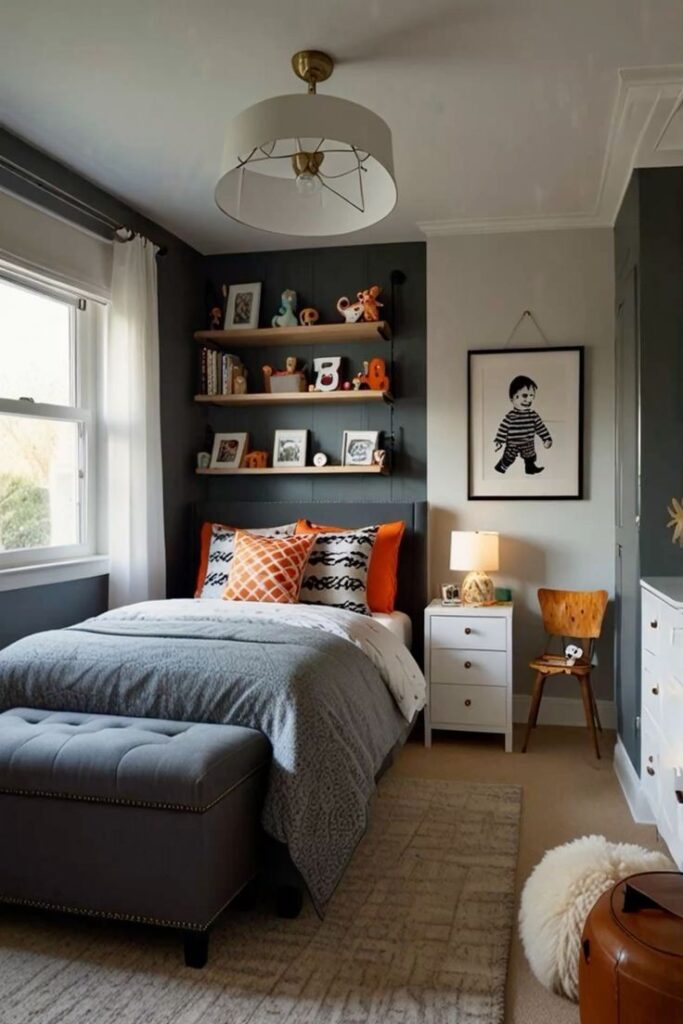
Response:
[342,380,352,391]
[233,374,247,395]
[352,360,370,390]
[285,355,297,374]
[336,295,364,323]
[373,449,386,469]
[367,356,390,392]
[564,644,584,667]
[262,358,306,394]
[359,285,383,322]
[272,289,298,328]
[313,356,342,391]
[299,307,319,327]
[244,451,268,469]
[209,305,222,330]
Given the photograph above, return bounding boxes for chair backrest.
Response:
[537,588,608,641]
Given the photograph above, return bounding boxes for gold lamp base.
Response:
[461,570,496,606]
[291,50,334,93]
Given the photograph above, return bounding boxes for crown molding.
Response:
[418,64,683,239]
[418,211,605,237]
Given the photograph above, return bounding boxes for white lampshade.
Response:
[450,531,500,572]
[216,93,397,236]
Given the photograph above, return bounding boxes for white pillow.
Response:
[299,527,378,616]
[199,523,296,598]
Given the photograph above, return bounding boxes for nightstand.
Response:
[424,600,513,752]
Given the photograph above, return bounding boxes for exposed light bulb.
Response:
[296,171,323,198]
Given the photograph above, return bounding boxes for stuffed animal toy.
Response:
[358,285,383,322]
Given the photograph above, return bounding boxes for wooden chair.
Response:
[521,588,608,758]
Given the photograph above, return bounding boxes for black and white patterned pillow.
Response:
[299,527,378,616]
[200,523,296,598]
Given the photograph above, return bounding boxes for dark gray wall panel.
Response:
[201,242,426,505]
[0,576,108,650]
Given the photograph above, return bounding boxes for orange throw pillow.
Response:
[224,531,316,604]
[295,518,405,614]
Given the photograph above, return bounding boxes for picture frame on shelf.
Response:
[341,430,379,466]
[440,583,461,606]
[273,429,308,468]
[210,432,249,469]
[468,346,584,500]
[224,282,261,330]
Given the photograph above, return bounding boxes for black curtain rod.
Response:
[0,154,167,255]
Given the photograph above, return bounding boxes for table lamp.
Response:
[450,531,500,606]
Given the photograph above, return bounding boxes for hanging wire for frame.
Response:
[502,309,551,349]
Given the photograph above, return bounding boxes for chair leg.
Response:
[579,675,601,760]
[521,672,546,753]
[590,686,603,733]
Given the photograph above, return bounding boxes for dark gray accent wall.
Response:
[639,168,683,575]
[613,167,683,770]
[201,242,426,504]
[0,130,205,647]
[0,576,108,649]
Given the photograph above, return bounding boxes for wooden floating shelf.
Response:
[194,389,393,407]
[194,321,391,347]
[196,465,388,477]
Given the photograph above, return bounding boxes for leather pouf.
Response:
[580,872,683,1023]
[519,835,672,1001]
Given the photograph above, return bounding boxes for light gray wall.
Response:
[427,228,615,700]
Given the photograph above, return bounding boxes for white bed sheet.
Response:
[371,611,412,648]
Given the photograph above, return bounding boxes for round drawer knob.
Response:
[464,627,472,635]
[652,686,659,696]
[464,661,472,669]
[464,699,472,707]
[646,766,656,777]
[651,620,658,629]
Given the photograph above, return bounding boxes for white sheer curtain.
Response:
[107,234,166,607]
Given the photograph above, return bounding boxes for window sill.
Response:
[0,555,109,593]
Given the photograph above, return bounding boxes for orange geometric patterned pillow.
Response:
[224,531,316,604]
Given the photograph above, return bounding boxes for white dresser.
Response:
[424,601,513,752]
[640,578,683,866]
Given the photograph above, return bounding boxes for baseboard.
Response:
[513,694,617,729]
[613,736,655,825]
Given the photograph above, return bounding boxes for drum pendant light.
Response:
[215,50,397,237]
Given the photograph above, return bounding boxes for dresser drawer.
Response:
[430,683,506,728]
[431,648,507,687]
[642,649,662,732]
[642,591,662,656]
[641,708,662,820]
[430,615,506,651]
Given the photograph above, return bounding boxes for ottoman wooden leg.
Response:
[183,928,209,969]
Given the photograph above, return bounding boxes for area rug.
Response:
[0,775,521,1024]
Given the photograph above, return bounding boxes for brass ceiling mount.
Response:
[291,50,334,94]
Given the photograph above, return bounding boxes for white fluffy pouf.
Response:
[519,834,673,1001]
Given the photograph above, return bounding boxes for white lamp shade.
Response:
[216,93,397,236]
[450,531,500,572]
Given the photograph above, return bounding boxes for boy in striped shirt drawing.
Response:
[494,375,552,475]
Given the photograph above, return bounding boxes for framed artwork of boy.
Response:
[468,347,584,499]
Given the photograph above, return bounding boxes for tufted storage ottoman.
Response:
[0,708,271,967]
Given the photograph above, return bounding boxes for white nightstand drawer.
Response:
[431,648,507,687]
[431,683,506,727]
[430,615,506,651]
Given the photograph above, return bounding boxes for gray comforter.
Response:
[0,612,407,912]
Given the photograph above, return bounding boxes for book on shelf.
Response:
[198,347,244,396]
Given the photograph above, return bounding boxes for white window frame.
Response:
[0,264,106,580]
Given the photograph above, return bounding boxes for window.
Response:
[0,268,100,570]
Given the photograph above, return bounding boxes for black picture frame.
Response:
[468,346,584,500]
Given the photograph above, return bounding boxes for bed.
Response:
[0,500,427,914]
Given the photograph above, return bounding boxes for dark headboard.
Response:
[195,500,427,656]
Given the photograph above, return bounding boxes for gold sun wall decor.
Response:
[667,497,683,545]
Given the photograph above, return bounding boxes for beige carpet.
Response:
[0,775,521,1024]
[396,725,672,1024]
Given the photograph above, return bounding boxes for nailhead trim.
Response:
[0,762,266,814]
[0,892,210,931]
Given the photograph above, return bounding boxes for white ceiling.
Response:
[1,0,682,254]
